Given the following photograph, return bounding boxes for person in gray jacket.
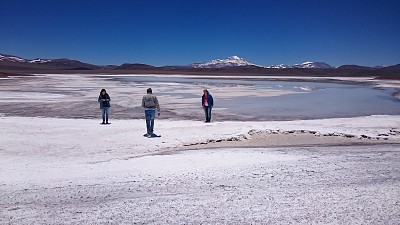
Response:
[142,88,160,137]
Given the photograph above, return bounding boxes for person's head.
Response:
[100,89,106,95]
[147,88,153,94]
[203,89,209,95]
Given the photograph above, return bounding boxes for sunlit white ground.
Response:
[1,116,400,224]
[1,74,400,224]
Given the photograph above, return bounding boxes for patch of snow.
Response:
[266,64,290,69]
[268,61,335,69]
[0,55,26,62]
[29,59,51,63]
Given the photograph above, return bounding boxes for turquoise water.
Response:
[1,74,398,120]
[115,76,400,120]
[220,81,400,119]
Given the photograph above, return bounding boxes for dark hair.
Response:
[100,89,106,95]
[147,88,152,93]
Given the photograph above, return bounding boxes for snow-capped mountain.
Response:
[28,58,52,64]
[0,54,27,63]
[268,62,334,69]
[0,54,52,64]
[190,56,264,68]
[267,64,291,69]
[292,62,334,69]
[190,56,334,69]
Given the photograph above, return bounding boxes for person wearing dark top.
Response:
[98,89,111,124]
[202,89,214,123]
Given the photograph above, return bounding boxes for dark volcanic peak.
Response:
[45,58,100,70]
[115,63,155,70]
[337,64,400,70]
[385,64,400,70]
[337,65,372,70]
[0,53,99,70]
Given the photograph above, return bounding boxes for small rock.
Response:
[344,134,356,138]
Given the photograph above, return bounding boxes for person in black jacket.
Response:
[98,89,111,124]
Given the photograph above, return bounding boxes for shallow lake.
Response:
[114,75,400,120]
[0,74,399,120]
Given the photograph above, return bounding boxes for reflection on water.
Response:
[116,76,400,120]
[0,74,399,120]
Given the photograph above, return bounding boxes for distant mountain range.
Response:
[0,54,100,70]
[0,53,399,79]
[0,53,396,69]
[190,56,335,69]
[0,54,52,64]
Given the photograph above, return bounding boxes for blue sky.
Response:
[1,0,399,67]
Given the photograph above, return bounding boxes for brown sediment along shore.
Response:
[177,130,400,151]
[0,72,31,78]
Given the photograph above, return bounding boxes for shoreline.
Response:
[1,115,399,161]
[173,127,400,152]
[0,115,400,157]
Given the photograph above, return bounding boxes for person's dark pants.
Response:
[203,106,212,122]
[145,110,156,134]
[101,107,109,123]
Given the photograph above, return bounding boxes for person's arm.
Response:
[155,97,160,113]
[210,95,214,108]
[98,96,102,103]
[142,96,145,108]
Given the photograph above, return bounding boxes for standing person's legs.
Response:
[145,110,156,135]
[149,111,155,134]
[145,111,151,135]
[208,107,212,122]
[104,107,109,123]
[203,107,208,122]
[204,106,211,122]
[101,108,106,123]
